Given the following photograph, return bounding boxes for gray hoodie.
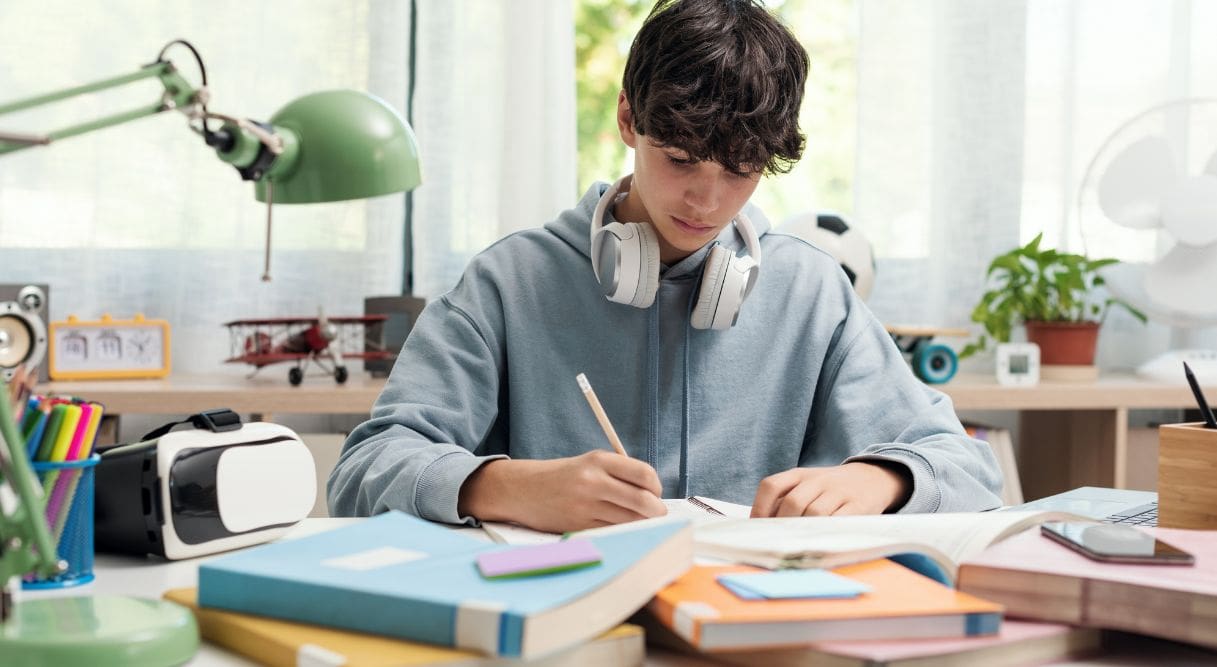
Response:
[328,182,1003,523]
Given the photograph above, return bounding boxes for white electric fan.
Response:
[1077,98,1217,382]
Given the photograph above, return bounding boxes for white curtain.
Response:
[410,0,577,298]
[0,0,410,375]
[855,0,1217,370]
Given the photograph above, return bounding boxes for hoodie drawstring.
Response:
[647,302,660,471]
[679,270,703,498]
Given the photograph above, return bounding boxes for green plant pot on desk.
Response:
[961,233,1147,381]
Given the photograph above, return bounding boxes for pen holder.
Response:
[1158,423,1217,529]
[22,454,100,589]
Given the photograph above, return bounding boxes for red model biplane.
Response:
[223,311,395,385]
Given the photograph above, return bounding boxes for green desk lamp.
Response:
[0,39,423,280]
[0,39,422,665]
[0,391,199,666]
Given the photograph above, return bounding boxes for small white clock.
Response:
[996,342,1040,387]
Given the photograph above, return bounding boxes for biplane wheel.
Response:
[913,343,957,384]
[288,367,304,386]
[334,366,349,384]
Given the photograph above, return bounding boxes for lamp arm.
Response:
[0,394,63,622]
[0,59,202,156]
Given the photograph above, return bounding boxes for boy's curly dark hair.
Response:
[623,0,809,176]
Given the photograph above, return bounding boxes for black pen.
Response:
[1183,362,1217,429]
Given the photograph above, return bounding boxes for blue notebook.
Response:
[198,512,692,659]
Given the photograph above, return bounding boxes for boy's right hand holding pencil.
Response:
[457,373,666,533]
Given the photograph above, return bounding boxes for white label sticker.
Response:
[321,546,427,571]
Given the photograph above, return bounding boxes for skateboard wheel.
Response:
[914,343,957,384]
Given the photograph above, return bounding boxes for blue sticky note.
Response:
[717,578,766,600]
[717,570,871,600]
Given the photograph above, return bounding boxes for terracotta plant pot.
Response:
[1024,320,1100,366]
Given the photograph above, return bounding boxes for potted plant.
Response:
[960,233,1146,369]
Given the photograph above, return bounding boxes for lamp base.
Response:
[0,595,198,666]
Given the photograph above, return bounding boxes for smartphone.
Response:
[1040,522,1194,565]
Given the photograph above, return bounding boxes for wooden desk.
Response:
[42,373,386,419]
[940,373,1214,499]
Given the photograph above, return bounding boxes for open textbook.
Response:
[484,499,1079,587]
[694,510,1083,586]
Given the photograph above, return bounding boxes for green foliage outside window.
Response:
[575,0,650,194]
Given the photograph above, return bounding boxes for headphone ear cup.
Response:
[632,222,661,308]
[593,223,640,305]
[691,244,731,330]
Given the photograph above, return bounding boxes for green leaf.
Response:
[966,236,1145,349]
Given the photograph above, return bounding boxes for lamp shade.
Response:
[254,90,421,204]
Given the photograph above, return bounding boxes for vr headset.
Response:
[95,409,316,560]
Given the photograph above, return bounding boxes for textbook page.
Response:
[481,522,562,545]
[483,496,746,545]
[694,511,1082,584]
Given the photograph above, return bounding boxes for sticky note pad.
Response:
[476,539,602,579]
[717,569,871,600]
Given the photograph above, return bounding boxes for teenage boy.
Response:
[329,0,1002,532]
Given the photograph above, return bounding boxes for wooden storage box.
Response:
[1158,423,1217,529]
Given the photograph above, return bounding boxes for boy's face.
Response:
[615,93,761,265]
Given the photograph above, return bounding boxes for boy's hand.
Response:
[458,450,667,533]
[749,462,912,518]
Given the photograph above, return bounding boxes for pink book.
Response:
[704,620,1100,667]
[958,527,1217,648]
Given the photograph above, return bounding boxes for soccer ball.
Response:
[779,212,876,300]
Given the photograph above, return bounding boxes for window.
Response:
[0,1,410,372]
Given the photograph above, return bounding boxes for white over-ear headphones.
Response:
[589,175,763,330]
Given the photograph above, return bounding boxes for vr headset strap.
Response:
[142,408,242,441]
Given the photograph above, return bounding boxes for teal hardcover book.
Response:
[197,512,692,659]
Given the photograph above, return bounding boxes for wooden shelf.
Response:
[41,373,386,416]
[43,370,1210,500]
[940,373,1210,411]
[938,373,1216,499]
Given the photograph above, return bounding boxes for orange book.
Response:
[648,560,1003,652]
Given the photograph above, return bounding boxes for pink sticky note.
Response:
[476,540,602,579]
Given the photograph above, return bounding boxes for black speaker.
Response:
[0,284,49,383]
[363,295,427,377]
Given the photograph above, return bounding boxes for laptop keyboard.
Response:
[1103,502,1158,527]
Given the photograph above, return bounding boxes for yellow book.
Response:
[164,588,644,667]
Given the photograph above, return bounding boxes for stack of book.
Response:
[643,505,1216,664]
[957,525,1217,649]
[183,499,1217,665]
[187,511,692,665]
